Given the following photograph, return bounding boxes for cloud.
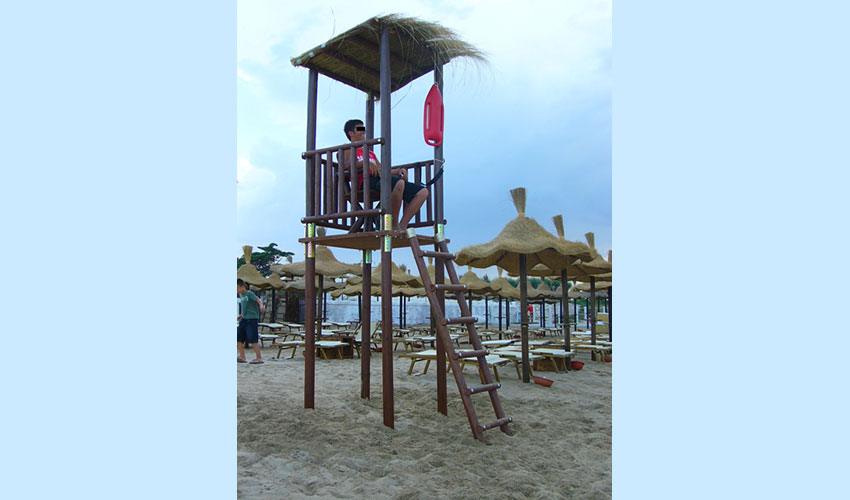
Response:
[237,157,277,201]
[237,67,255,83]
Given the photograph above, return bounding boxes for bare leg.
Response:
[251,343,263,361]
[399,188,429,230]
[237,342,246,362]
[390,179,404,230]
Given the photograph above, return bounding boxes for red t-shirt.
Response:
[355,148,378,188]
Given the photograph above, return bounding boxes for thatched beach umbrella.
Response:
[347,262,421,287]
[456,188,592,382]
[276,228,360,336]
[569,234,612,344]
[489,269,520,332]
[237,246,272,289]
[459,268,498,329]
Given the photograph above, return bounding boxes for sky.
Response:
[237,0,611,277]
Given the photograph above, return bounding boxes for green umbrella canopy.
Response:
[455,188,592,274]
[237,246,274,289]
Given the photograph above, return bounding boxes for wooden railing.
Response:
[301,138,438,232]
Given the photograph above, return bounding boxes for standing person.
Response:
[341,119,429,231]
[237,278,265,364]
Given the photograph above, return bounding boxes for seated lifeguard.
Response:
[342,119,429,231]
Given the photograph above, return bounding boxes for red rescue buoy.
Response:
[423,83,444,146]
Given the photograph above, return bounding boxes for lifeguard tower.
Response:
[292,14,511,441]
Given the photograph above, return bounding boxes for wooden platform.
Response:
[298,230,445,251]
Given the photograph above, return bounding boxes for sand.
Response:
[238,346,611,499]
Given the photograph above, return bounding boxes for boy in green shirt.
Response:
[237,278,265,364]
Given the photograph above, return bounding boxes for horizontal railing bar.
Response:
[392,159,435,170]
[302,209,381,223]
[302,138,383,158]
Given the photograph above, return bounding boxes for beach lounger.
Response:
[529,348,577,373]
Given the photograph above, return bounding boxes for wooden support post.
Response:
[561,269,570,354]
[433,63,447,416]
[379,27,394,429]
[520,255,530,383]
[485,296,489,330]
[590,276,597,345]
[498,296,502,331]
[304,68,318,409]
[608,287,613,342]
[317,274,324,338]
[361,250,371,399]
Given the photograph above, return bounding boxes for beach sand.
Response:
[238,346,611,499]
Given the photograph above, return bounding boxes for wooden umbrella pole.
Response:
[499,295,502,332]
[561,269,570,354]
[520,255,530,383]
[361,250,371,399]
[317,274,324,338]
[590,276,597,346]
[608,287,613,342]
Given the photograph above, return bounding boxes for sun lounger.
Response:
[529,348,577,373]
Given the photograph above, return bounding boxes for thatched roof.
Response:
[291,14,487,97]
[570,232,613,279]
[330,283,425,299]
[458,268,497,295]
[237,246,273,289]
[488,277,521,300]
[527,281,557,300]
[285,277,345,292]
[573,281,612,291]
[347,261,422,286]
[273,245,360,278]
[455,188,593,274]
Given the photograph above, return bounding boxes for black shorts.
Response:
[237,318,259,344]
[368,175,426,204]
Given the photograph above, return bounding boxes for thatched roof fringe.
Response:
[510,187,526,217]
[585,232,595,250]
[552,215,565,239]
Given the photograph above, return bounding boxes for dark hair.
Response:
[343,119,363,140]
[237,278,246,288]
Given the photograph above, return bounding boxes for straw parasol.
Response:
[455,189,592,274]
[456,188,592,382]
[347,261,421,287]
[285,277,345,292]
[237,246,273,289]
[291,14,488,98]
[273,245,361,277]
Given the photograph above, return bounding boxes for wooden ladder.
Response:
[406,229,512,441]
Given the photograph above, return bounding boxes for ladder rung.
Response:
[467,383,500,395]
[434,284,467,292]
[444,316,477,325]
[456,349,488,359]
[420,250,456,260]
[480,417,513,432]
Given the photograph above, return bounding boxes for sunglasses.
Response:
[355,126,366,132]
